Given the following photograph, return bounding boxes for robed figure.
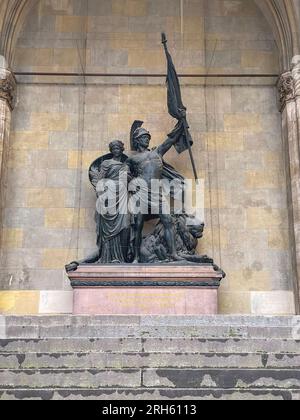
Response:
[66,141,130,272]
[91,141,130,263]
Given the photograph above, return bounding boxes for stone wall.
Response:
[0,0,295,314]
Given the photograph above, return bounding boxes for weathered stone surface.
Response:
[2,208,45,228]
[0,229,23,249]
[2,319,299,340]
[1,351,300,370]
[2,315,299,327]
[38,291,73,314]
[0,292,39,316]
[143,369,300,389]
[3,336,297,355]
[0,315,299,400]
[0,338,143,354]
[0,388,298,400]
[251,292,295,315]
[0,369,141,389]
[143,338,300,354]
[0,388,299,401]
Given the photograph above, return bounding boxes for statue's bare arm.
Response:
[157,136,178,157]
[157,117,186,157]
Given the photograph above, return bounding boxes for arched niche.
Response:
[254,0,300,70]
[0,0,299,315]
[0,0,39,66]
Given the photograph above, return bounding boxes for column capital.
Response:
[277,71,295,112]
[0,68,17,111]
[292,55,300,98]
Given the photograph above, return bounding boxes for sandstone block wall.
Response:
[0,0,295,314]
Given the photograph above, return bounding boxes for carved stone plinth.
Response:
[68,264,223,315]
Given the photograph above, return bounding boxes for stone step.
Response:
[0,352,299,370]
[3,315,300,327]
[143,338,300,353]
[1,338,299,354]
[3,325,298,339]
[143,368,300,390]
[0,368,299,390]
[0,368,141,389]
[1,388,300,400]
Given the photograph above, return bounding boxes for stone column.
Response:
[0,56,16,198]
[0,57,16,268]
[278,59,300,314]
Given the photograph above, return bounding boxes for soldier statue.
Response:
[127,121,186,263]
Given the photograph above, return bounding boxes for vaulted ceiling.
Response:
[0,0,38,66]
[0,0,299,71]
[255,0,300,69]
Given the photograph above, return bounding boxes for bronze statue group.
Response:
[66,34,218,271]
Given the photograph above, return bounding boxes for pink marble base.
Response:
[69,264,223,315]
[73,287,218,315]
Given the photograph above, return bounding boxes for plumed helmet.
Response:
[130,120,151,151]
[133,127,151,140]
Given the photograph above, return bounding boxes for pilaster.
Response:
[0,63,16,176]
[0,60,16,270]
[278,60,300,313]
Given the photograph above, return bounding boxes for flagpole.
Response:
[182,119,199,182]
[162,33,199,182]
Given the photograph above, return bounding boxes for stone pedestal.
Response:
[68,264,223,315]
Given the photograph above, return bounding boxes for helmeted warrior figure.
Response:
[127,121,185,263]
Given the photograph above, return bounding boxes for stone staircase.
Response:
[0,315,299,400]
